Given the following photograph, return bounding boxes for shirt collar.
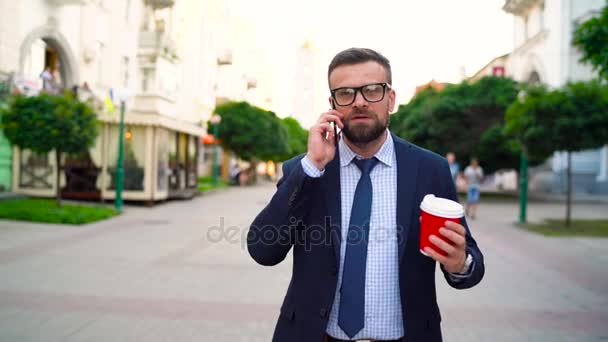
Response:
[339,129,394,168]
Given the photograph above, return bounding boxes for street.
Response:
[0,184,607,341]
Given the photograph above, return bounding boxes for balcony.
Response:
[502,0,542,16]
[132,93,176,118]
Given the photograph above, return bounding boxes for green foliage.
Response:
[392,76,521,173]
[504,85,557,161]
[519,219,608,237]
[198,176,228,192]
[505,81,608,157]
[556,80,608,151]
[0,93,99,206]
[1,94,57,153]
[506,80,608,227]
[256,110,290,161]
[572,2,608,81]
[0,93,98,155]
[279,117,308,160]
[0,198,118,224]
[209,101,290,162]
[475,124,521,172]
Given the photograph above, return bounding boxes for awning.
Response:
[97,110,206,136]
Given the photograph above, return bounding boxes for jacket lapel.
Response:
[323,153,342,268]
[393,134,419,263]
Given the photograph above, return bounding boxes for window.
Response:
[122,57,129,88]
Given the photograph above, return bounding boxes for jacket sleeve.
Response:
[438,159,485,289]
[247,156,316,266]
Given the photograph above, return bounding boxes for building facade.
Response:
[468,54,510,83]
[0,0,225,201]
[503,0,608,194]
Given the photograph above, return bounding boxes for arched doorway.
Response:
[527,70,541,86]
[18,24,79,94]
[15,25,101,199]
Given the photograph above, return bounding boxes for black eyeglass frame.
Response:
[330,82,392,106]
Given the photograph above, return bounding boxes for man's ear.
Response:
[388,89,396,113]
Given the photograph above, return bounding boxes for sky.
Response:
[221,0,514,126]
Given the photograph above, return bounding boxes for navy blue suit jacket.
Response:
[248,134,484,342]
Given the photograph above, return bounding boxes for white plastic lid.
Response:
[419,194,464,219]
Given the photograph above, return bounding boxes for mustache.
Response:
[346,109,377,118]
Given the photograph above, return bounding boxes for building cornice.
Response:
[502,0,542,16]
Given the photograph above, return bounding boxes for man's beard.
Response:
[341,109,389,145]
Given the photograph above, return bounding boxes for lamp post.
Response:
[210,114,221,187]
[114,88,131,212]
[517,90,528,224]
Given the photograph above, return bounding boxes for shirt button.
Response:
[320,308,327,317]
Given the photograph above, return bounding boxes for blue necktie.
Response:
[339,157,379,338]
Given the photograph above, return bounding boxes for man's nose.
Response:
[352,89,369,107]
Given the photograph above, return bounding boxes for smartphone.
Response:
[330,100,339,147]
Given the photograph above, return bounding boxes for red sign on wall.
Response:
[492,66,505,77]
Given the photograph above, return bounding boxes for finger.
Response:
[419,216,422,223]
[444,221,466,236]
[311,122,332,134]
[317,113,344,129]
[324,109,344,119]
[312,122,337,143]
[439,227,466,247]
[423,246,448,264]
[429,234,456,255]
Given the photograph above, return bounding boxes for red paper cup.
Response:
[419,194,464,257]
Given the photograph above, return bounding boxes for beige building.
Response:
[468,53,510,83]
[0,0,227,202]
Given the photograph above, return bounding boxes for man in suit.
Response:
[248,48,484,342]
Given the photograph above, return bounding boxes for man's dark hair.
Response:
[328,48,392,87]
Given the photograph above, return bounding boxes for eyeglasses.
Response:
[330,82,391,106]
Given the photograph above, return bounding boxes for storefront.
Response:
[12,112,204,203]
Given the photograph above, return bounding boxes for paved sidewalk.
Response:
[0,184,607,341]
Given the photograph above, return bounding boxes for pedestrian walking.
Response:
[464,158,484,219]
[446,151,459,181]
[247,48,484,342]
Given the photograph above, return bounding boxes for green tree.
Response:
[573,1,608,81]
[392,76,521,173]
[209,101,290,163]
[554,81,608,226]
[505,81,608,226]
[255,109,290,162]
[504,85,557,162]
[0,93,98,206]
[279,117,308,161]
